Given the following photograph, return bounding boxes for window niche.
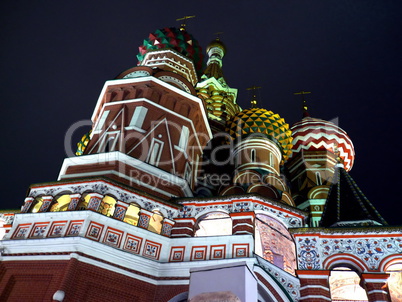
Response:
[329,267,368,301]
[194,212,232,237]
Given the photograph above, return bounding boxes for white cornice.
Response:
[58,151,193,197]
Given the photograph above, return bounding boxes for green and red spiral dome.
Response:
[137,27,204,76]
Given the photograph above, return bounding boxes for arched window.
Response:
[194,212,232,237]
[123,203,140,226]
[49,194,71,212]
[98,195,116,217]
[251,149,256,162]
[386,263,402,302]
[329,267,368,301]
[148,210,163,234]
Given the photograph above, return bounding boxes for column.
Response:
[297,270,331,301]
[161,218,175,237]
[361,273,391,302]
[113,200,128,221]
[39,196,54,212]
[170,217,196,237]
[137,209,153,229]
[67,193,81,211]
[230,212,255,235]
[21,197,34,213]
[86,193,104,211]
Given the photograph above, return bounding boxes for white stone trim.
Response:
[58,152,193,197]
[299,295,331,301]
[299,285,329,291]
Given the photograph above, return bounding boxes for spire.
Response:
[176,15,195,31]
[320,165,388,227]
[294,91,311,117]
[247,86,261,108]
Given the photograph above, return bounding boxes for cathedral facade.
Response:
[0,25,401,302]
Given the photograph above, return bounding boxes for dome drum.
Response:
[232,136,282,176]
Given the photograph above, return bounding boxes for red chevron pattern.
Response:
[289,117,355,171]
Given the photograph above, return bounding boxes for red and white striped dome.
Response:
[289,117,355,171]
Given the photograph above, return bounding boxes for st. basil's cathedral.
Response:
[0,23,401,302]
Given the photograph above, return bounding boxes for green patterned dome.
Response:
[226,108,293,161]
[137,27,204,76]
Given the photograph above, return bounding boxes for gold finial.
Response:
[247,86,261,108]
[333,144,343,163]
[294,90,311,117]
[214,32,224,40]
[176,15,195,31]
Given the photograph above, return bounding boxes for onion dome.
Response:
[290,117,355,171]
[137,27,204,76]
[76,130,91,156]
[202,38,226,80]
[226,108,293,162]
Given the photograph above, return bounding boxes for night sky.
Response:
[1,1,401,225]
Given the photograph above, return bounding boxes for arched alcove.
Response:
[29,196,43,213]
[49,194,71,212]
[148,210,163,234]
[98,195,116,217]
[194,211,232,237]
[123,203,140,226]
[329,267,368,301]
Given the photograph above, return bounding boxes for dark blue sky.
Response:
[1,1,401,225]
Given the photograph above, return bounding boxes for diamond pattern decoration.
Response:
[226,108,293,162]
[137,27,204,75]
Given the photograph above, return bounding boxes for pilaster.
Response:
[361,273,391,302]
[296,270,331,301]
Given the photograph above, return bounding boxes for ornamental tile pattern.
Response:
[225,108,293,162]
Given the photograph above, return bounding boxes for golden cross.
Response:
[294,90,311,114]
[176,15,195,31]
[214,32,224,40]
[247,86,262,108]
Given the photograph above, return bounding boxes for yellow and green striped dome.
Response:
[225,108,293,161]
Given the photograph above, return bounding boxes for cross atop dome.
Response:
[176,15,195,31]
[294,90,311,117]
[247,86,261,108]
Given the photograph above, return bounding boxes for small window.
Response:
[98,132,120,153]
[316,172,322,186]
[178,126,189,150]
[94,110,110,132]
[147,139,163,166]
[269,153,273,166]
[251,149,256,162]
[185,163,192,184]
[127,106,148,130]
